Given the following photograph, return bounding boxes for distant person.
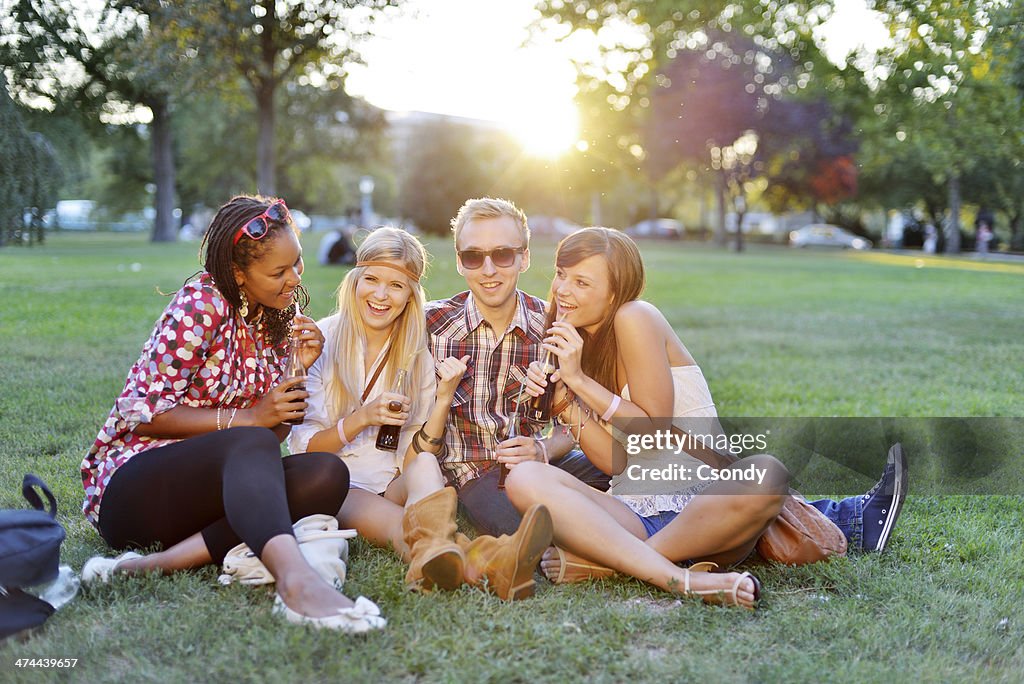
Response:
[923,223,938,254]
[317,228,355,265]
[80,194,384,632]
[976,221,993,258]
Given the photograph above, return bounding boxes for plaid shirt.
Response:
[426,290,547,487]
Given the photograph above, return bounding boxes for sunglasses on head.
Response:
[232,200,291,245]
[457,246,524,270]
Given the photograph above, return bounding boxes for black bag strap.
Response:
[21,474,58,519]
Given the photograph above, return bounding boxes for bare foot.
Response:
[540,546,616,584]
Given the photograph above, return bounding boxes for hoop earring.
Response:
[239,291,249,318]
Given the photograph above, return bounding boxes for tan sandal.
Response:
[679,562,761,610]
[540,546,616,584]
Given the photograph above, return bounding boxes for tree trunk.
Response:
[1010,212,1022,251]
[944,174,961,254]
[714,173,727,247]
[256,83,276,195]
[149,97,177,243]
[734,208,745,252]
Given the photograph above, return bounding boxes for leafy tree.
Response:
[171,77,387,220]
[175,0,404,195]
[397,119,513,235]
[3,0,204,241]
[864,0,1020,253]
[0,72,61,246]
[536,1,841,243]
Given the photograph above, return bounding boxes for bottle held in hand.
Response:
[375,368,408,451]
[498,407,520,489]
[526,351,557,425]
[283,331,307,426]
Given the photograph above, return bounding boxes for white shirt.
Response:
[288,313,434,493]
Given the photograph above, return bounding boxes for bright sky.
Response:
[346,0,890,157]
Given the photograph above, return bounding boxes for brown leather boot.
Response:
[402,487,464,591]
[458,504,553,600]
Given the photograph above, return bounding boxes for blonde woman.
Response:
[288,228,552,600]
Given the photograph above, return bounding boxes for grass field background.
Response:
[1,233,1022,682]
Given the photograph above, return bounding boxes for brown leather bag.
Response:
[756,493,847,565]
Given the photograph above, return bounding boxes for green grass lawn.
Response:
[2,233,1023,682]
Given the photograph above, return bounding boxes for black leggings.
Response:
[97,426,349,564]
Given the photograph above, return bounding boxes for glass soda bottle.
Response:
[375,368,408,451]
[498,405,521,489]
[526,349,557,424]
[283,330,307,426]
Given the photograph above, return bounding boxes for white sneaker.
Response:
[81,552,143,584]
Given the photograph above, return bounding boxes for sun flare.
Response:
[504,101,580,158]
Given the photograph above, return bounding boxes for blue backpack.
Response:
[0,475,67,639]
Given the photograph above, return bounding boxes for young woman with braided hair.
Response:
[80,194,385,632]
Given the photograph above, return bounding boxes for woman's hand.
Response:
[521,360,568,408]
[541,320,585,388]
[291,313,325,369]
[248,376,309,427]
[495,436,545,468]
[356,391,411,429]
[436,354,470,400]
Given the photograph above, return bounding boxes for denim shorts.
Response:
[637,509,680,537]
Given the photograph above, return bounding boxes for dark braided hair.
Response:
[198,194,309,346]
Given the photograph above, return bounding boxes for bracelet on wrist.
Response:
[337,417,350,447]
[416,427,445,446]
[534,437,549,464]
[600,394,621,423]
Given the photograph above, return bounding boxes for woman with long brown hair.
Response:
[506,228,789,609]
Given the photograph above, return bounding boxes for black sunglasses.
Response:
[457,247,524,270]
[233,200,291,245]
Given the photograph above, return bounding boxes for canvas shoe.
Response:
[860,443,909,552]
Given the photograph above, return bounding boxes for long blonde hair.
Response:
[320,227,429,424]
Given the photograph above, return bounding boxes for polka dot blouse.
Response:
[81,273,288,527]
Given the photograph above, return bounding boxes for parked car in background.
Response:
[625,218,684,239]
[789,224,872,250]
[529,215,582,238]
[43,200,96,230]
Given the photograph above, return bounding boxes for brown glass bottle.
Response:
[375,368,408,451]
[283,333,306,426]
[526,351,557,424]
[497,406,521,489]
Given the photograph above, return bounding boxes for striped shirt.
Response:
[426,290,547,487]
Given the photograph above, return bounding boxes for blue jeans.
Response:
[456,450,610,537]
[808,496,863,551]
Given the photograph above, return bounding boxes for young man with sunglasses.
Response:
[425,198,609,537]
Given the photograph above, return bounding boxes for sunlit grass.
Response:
[1,233,1022,681]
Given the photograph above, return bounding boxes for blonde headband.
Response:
[356,260,421,283]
